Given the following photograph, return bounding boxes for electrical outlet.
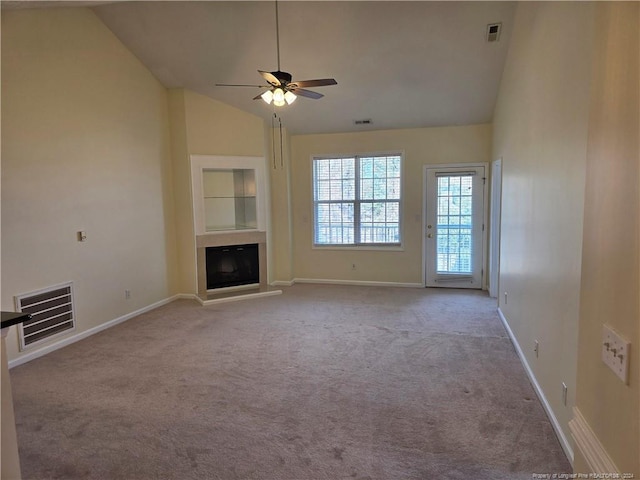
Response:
[562,382,568,406]
[125,290,131,300]
[534,340,539,358]
[602,324,630,384]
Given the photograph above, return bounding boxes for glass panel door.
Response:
[425,166,485,288]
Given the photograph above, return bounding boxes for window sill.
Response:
[312,244,404,252]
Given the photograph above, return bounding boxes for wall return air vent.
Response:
[486,23,502,42]
[15,282,76,350]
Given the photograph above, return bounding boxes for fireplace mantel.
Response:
[196,231,266,249]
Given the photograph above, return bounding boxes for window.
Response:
[313,154,402,246]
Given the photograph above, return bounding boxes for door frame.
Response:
[422,163,489,289]
[489,158,503,298]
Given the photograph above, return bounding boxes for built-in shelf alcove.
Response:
[203,168,257,232]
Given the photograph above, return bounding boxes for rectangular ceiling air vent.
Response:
[486,23,502,42]
[354,119,372,125]
[15,282,76,350]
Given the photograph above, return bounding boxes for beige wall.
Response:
[183,90,265,157]
[3,3,637,473]
[1,336,21,479]
[575,2,639,474]
[491,1,595,455]
[167,89,268,293]
[1,8,176,361]
[167,89,194,294]
[268,126,294,283]
[289,125,491,284]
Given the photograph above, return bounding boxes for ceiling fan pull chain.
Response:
[216,0,336,106]
[279,116,284,168]
[272,113,277,169]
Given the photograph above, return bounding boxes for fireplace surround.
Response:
[191,155,276,303]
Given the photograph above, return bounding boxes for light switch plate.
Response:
[602,324,630,384]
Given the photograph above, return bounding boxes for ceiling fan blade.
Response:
[259,70,281,87]
[290,88,324,100]
[289,79,338,88]
[216,83,270,88]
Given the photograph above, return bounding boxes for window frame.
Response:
[311,152,404,249]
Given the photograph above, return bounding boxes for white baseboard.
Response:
[292,278,424,288]
[497,307,574,464]
[569,407,619,473]
[175,293,199,301]
[270,280,294,287]
[8,294,187,369]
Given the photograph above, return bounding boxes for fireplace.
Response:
[205,243,259,290]
[195,230,267,299]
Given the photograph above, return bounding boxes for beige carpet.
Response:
[10,284,571,479]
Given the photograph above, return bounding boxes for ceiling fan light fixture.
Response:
[219,1,336,106]
[261,90,274,104]
[272,88,286,106]
[284,91,297,105]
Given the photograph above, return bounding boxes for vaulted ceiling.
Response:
[6,1,517,135]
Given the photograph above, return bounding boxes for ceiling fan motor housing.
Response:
[272,70,292,86]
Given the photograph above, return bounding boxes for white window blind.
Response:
[313,154,402,246]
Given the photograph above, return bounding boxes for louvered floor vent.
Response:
[15,282,76,350]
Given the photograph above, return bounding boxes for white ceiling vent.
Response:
[486,23,502,42]
[354,119,372,126]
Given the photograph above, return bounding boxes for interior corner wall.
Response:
[167,88,195,294]
[268,125,294,283]
[1,8,176,362]
[167,89,269,293]
[182,90,266,157]
[491,1,595,455]
[290,124,492,284]
[575,2,639,474]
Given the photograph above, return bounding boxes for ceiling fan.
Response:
[215,0,337,106]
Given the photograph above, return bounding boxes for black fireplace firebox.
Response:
[206,243,259,290]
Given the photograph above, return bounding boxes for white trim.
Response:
[311,245,405,252]
[569,407,620,473]
[190,155,269,295]
[190,155,267,236]
[292,278,423,288]
[497,307,574,464]
[206,283,260,295]
[488,158,502,298]
[8,295,188,369]
[175,293,199,301]
[422,162,488,170]
[196,289,282,306]
[421,166,428,288]
[271,280,295,287]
